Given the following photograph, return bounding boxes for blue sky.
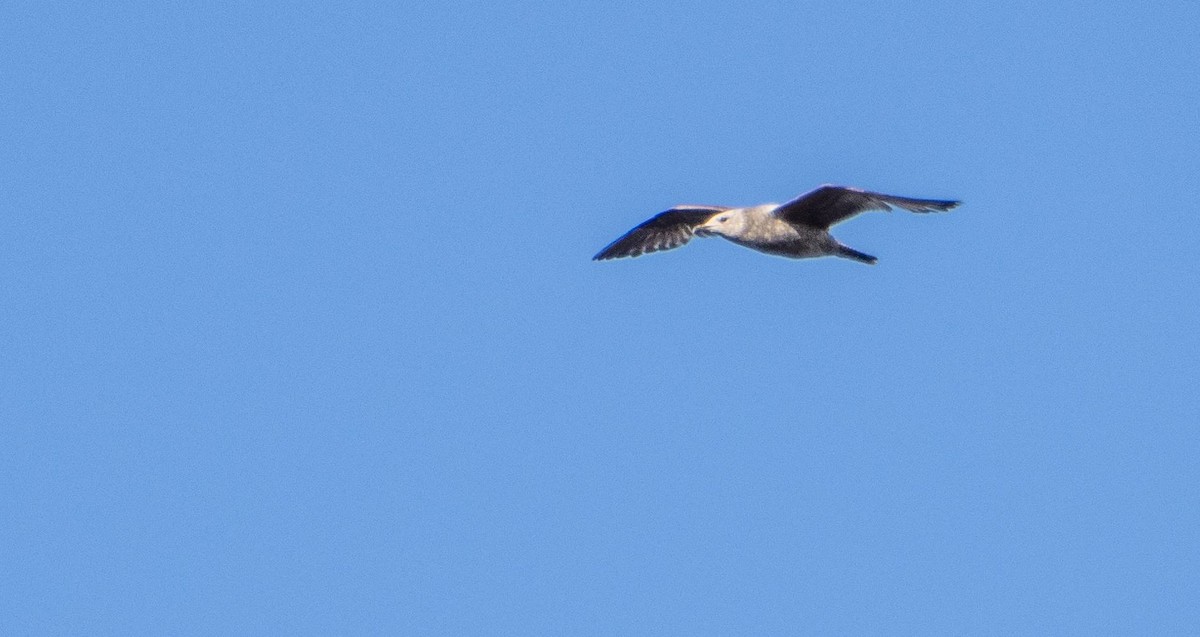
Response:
[3,1,1199,634]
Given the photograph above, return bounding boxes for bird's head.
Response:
[695,210,745,238]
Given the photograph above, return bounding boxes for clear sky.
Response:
[4,1,1199,634]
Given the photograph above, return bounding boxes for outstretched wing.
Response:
[593,206,729,260]
[774,185,960,229]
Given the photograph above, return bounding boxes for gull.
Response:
[593,184,960,264]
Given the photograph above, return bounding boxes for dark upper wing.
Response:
[593,206,729,260]
[773,185,960,229]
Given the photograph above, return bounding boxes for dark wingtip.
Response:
[836,244,878,265]
[592,246,624,261]
[592,242,616,261]
[593,247,636,261]
[906,198,961,214]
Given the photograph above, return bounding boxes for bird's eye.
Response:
[718,216,729,222]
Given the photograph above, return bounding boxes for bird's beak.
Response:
[694,222,713,237]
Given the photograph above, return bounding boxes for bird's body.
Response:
[702,204,840,259]
[593,185,960,264]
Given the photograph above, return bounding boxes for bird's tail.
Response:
[836,244,878,265]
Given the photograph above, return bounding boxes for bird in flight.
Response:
[593,184,960,264]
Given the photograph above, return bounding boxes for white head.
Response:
[695,209,748,238]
